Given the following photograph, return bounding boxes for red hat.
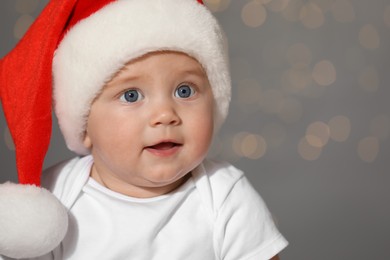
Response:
[0,0,230,258]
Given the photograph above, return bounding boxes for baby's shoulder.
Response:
[193,159,247,212]
[200,159,244,186]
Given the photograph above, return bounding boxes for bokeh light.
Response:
[204,0,231,12]
[305,121,330,148]
[331,0,355,23]
[298,137,322,161]
[370,115,390,141]
[282,0,303,22]
[299,2,325,29]
[233,132,267,159]
[310,0,334,13]
[357,136,379,163]
[358,66,379,93]
[328,115,351,142]
[265,0,290,13]
[241,134,267,159]
[312,60,337,86]
[359,24,380,50]
[241,1,267,28]
[282,66,312,93]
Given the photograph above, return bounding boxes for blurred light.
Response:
[357,136,379,163]
[233,132,249,157]
[4,127,15,151]
[241,134,267,159]
[385,5,390,28]
[358,66,379,93]
[204,0,231,12]
[266,0,290,12]
[299,3,325,29]
[359,24,380,50]
[312,60,337,86]
[277,97,303,123]
[305,121,330,148]
[242,0,267,28]
[262,122,287,149]
[310,0,334,13]
[282,66,312,93]
[298,137,322,161]
[287,43,312,68]
[370,115,390,141]
[331,0,355,23]
[14,14,34,39]
[345,46,366,72]
[237,78,262,105]
[259,89,284,114]
[328,115,351,142]
[282,0,303,22]
[15,0,39,14]
[233,132,267,159]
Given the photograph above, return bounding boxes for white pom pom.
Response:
[0,182,68,258]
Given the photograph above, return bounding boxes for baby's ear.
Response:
[83,132,93,149]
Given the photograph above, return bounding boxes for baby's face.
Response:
[83,51,214,198]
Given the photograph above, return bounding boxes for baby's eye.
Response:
[120,89,143,103]
[175,84,195,99]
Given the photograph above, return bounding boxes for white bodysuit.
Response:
[3,156,288,260]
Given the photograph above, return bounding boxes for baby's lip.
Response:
[144,140,183,157]
[145,140,183,150]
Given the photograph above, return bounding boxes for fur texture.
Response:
[53,0,231,155]
[0,183,68,258]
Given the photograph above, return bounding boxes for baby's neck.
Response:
[90,165,191,198]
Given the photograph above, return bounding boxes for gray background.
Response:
[1,0,389,259]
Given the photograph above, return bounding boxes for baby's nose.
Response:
[149,101,181,126]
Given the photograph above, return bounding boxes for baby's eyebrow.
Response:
[108,74,142,87]
[177,67,207,78]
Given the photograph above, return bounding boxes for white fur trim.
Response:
[0,183,68,258]
[53,0,231,155]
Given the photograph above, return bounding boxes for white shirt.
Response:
[3,156,288,260]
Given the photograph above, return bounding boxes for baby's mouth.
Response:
[145,141,182,157]
[146,142,182,150]
[145,141,183,152]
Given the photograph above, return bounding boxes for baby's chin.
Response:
[102,169,193,198]
[140,170,192,190]
[150,172,191,195]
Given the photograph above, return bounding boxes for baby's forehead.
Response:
[110,51,209,83]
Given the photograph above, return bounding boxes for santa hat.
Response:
[0,0,230,258]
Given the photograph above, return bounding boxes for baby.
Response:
[0,0,288,259]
